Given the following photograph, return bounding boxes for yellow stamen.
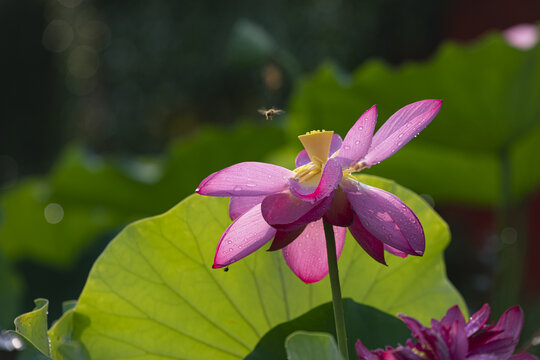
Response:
[293,163,321,182]
[298,130,334,165]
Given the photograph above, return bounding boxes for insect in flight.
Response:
[258,108,285,121]
[224,267,229,272]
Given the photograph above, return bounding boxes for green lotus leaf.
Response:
[285,332,342,360]
[37,174,464,359]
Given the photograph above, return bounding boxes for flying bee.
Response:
[224,266,229,272]
[258,108,285,121]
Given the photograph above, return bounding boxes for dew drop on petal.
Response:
[227,240,232,244]
[355,140,360,145]
[359,126,363,131]
[234,185,243,191]
[344,145,351,150]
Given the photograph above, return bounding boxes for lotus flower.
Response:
[196,100,442,283]
[356,304,539,360]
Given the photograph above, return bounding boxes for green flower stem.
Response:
[323,220,349,360]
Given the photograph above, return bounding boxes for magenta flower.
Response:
[196,100,442,283]
[356,304,538,360]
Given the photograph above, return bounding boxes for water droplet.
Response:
[238,245,243,249]
[267,175,272,179]
[355,140,360,145]
[233,185,243,191]
[227,240,232,244]
[246,183,256,187]
[398,133,403,138]
[228,248,233,252]
[344,145,351,150]
[411,219,416,224]
[397,141,403,146]
[359,126,363,131]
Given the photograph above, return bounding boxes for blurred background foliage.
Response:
[1,0,540,357]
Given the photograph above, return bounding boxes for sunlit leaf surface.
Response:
[13,299,50,357]
[52,175,464,359]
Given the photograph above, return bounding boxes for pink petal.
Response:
[440,305,466,328]
[493,306,524,342]
[348,214,386,265]
[363,100,442,166]
[466,304,491,337]
[355,340,379,360]
[329,134,344,156]
[295,150,311,167]
[336,105,377,167]
[342,179,425,256]
[295,134,343,167]
[384,244,408,258]
[229,195,266,220]
[268,226,306,251]
[509,354,540,360]
[288,157,343,203]
[261,192,333,231]
[197,162,294,197]
[449,319,468,360]
[213,204,276,268]
[469,338,518,359]
[468,355,499,360]
[399,314,430,343]
[281,220,346,284]
[323,187,354,227]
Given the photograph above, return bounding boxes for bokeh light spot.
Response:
[68,46,99,79]
[500,227,518,245]
[503,23,539,50]
[44,203,64,224]
[42,20,74,53]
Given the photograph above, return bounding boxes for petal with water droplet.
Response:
[228,195,266,220]
[197,162,294,197]
[363,100,442,166]
[213,203,276,268]
[262,192,333,231]
[336,105,377,167]
[348,215,386,265]
[281,219,346,284]
[342,179,424,256]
